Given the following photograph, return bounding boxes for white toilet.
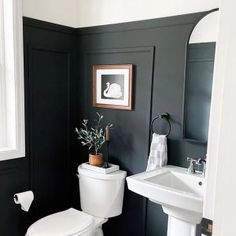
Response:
[26,164,127,236]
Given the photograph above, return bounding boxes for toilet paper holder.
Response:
[14,190,34,212]
[14,195,19,201]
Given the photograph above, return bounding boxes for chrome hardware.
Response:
[187,157,197,174]
[187,157,206,176]
[197,158,206,177]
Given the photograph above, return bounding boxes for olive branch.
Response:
[75,113,112,155]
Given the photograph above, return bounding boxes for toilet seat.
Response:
[26,208,94,236]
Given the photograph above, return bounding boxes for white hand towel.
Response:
[146,133,168,171]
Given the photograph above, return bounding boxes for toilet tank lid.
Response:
[26,208,94,236]
[78,165,127,180]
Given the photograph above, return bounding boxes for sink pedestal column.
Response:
[167,216,196,236]
[162,206,200,236]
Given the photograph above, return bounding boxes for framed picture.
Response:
[93,64,133,110]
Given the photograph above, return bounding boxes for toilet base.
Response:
[78,226,103,236]
[91,217,107,236]
[93,226,103,236]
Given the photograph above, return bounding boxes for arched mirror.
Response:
[183,10,219,142]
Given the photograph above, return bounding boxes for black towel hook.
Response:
[151,113,171,136]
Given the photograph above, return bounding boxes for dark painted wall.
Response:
[0,12,212,236]
[0,19,75,236]
[24,17,77,228]
[73,12,209,236]
[184,43,216,142]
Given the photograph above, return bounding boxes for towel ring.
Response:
[151,113,171,136]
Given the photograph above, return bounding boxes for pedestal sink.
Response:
[126,166,205,236]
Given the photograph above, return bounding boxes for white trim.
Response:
[203,26,223,219]
[0,0,7,148]
[0,0,25,161]
[204,1,236,235]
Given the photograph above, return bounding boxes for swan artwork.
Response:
[103,82,123,99]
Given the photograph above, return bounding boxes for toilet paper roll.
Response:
[14,191,34,212]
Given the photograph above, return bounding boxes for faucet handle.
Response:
[197,158,206,164]
[187,157,191,163]
[195,161,203,173]
[196,158,206,176]
[187,157,196,164]
[186,157,197,174]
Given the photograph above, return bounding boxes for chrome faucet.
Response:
[187,157,196,174]
[197,158,206,177]
[186,157,206,176]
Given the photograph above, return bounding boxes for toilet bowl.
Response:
[26,164,126,236]
[26,208,107,236]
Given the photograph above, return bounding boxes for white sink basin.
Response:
[126,166,205,236]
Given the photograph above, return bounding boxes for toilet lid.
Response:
[27,208,94,236]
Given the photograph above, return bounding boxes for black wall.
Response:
[73,12,209,236]
[0,11,211,236]
[184,43,215,142]
[23,18,75,220]
[0,19,76,236]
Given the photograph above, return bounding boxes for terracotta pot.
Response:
[89,153,104,166]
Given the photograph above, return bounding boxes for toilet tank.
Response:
[77,165,127,218]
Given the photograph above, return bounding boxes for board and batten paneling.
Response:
[74,11,210,236]
[0,18,75,236]
[0,12,213,236]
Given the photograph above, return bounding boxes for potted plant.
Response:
[75,113,112,166]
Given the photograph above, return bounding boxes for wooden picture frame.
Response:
[93,64,133,110]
